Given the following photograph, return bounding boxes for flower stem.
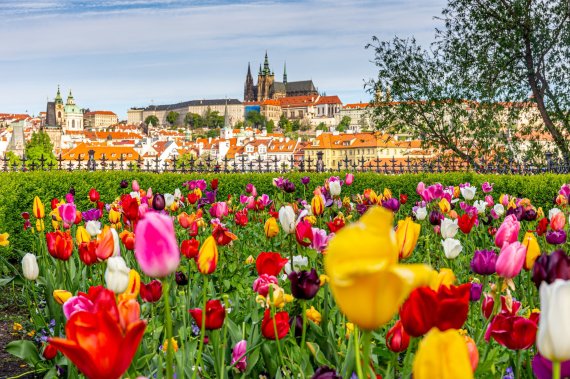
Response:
[271,306,284,367]
[192,275,208,379]
[354,327,364,379]
[361,330,372,378]
[553,360,561,379]
[301,301,307,353]
[163,277,174,379]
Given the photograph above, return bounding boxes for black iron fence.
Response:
[1,151,567,174]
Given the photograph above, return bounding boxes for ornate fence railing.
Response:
[1,151,567,174]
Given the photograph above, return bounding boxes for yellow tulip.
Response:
[311,195,325,216]
[75,226,91,245]
[383,188,392,199]
[264,217,279,238]
[36,219,45,232]
[522,231,540,270]
[319,274,329,286]
[438,198,451,213]
[33,196,45,219]
[0,233,9,247]
[109,209,121,224]
[119,269,141,301]
[245,255,255,264]
[306,306,322,325]
[413,328,474,379]
[453,186,460,198]
[196,236,218,274]
[53,290,72,305]
[266,284,293,308]
[429,268,456,290]
[324,206,434,330]
[396,217,421,259]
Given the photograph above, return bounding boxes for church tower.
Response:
[283,62,287,84]
[257,51,275,101]
[54,86,64,127]
[244,62,256,102]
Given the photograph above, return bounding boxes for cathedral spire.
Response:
[263,51,270,75]
[55,85,63,104]
[283,61,287,84]
[247,62,252,78]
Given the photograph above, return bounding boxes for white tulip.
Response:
[537,280,570,362]
[473,200,487,214]
[493,204,505,217]
[278,206,296,234]
[415,207,428,221]
[440,218,459,239]
[85,220,102,237]
[110,228,121,257]
[460,186,477,201]
[21,253,39,281]
[329,181,341,197]
[549,208,562,220]
[130,191,140,199]
[164,193,175,208]
[174,188,182,200]
[284,255,309,275]
[105,256,130,293]
[441,238,462,259]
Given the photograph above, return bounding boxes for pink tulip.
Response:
[231,340,247,372]
[252,274,278,296]
[132,180,140,192]
[135,212,180,278]
[495,241,526,278]
[495,215,520,248]
[58,203,77,226]
[345,173,354,186]
[416,181,426,195]
[63,296,94,319]
[65,193,74,203]
[485,195,494,207]
[550,212,566,231]
[482,182,493,193]
[209,202,229,219]
[310,227,331,253]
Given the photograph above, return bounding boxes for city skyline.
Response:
[0,0,445,118]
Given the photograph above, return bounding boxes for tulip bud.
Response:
[396,217,421,259]
[442,238,462,259]
[175,271,188,285]
[53,289,72,305]
[88,188,100,202]
[120,180,129,189]
[42,344,57,360]
[21,253,39,280]
[264,217,280,238]
[105,256,131,293]
[522,231,540,270]
[386,320,410,352]
[464,335,479,371]
[278,206,295,234]
[344,173,354,186]
[537,280,570,362]
[496,241,526,279]
[152,194,166,211]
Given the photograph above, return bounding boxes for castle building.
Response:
[244,52,318,102]
[45,86,84,132]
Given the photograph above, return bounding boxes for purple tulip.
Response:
[283,180,296,193]
[523,208,538,221]
[429,210,443,226]
[152,194,165,211]
[82,208,102,222]
[532,354,570,379]
[382,198,400,212]
[546,230,567,245]
[470,282,483,301]
[231,340,247,372]
[471,249,497,275]
[312,366,342,379]
[120,180,129,189]
[288,269,320,300]
[175,271,188,285]
[531,250,570,288]
[301,176,310,186]
[311,228,331,253]
[481,182,493,193]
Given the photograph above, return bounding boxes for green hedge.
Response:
[0,171,567,261]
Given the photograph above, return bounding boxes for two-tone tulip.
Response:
[396,217,421,259]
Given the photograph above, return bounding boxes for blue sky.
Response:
[0,0,445,119]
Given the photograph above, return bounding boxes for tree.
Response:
[206,129,220,138]
[234,121,244,130]
[291,120,301,132]
[245,111,267,129]
[204,108,224,129]
[5,151,21,167]
[145,115,159,127]
[336,116,351,132]
[438,0,570,162]
[278,114,291,132]
[185,113,204,129]
[25,131,57,167]
[266,120,275,133]
[316,122,329,132]
[166,111,179,126]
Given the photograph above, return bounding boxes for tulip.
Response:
[532,250,570,288]
[440,218,459,239]
[134,212,180,278]
[470,249,497,275]
[212,223,237,246]
[460,185,476,200]
[495,214,520,247]
[324,207,434,330]
[396,217,421,259]
[42,343,57,360]
[85,220,102,237]
[264,217,280,238]
[46,230,73,261]
[196,236,218,274]
[532,354,570,379]
[175,271,188,285]
[105,256,131,294]
[261,309,290,340]
[279,205,295,234]
[33,196,45,218]
[382,197,400,212]
[485,313,537,350]
[120,269,141,301]
[458,213,477,234]
[119,230,135,251]
[231,340,247,372]
[312,366,341,379]
[537,280,570,362]
[430,268,456,290]
[429,210,443,225]
[189,299,226,330]
[306,306,322,324]
[546,230,567,245]
[94,226,116,261]
[329,181,341,197]
[413,328,473,379]
[295,219,313,247]
[58,203,77,226]
[551,212,566,231]
[53,290,72,305]
[482,181,493,193]
[21,253,39,280]
[345,173,354,186]
[78,241,98,266]
[152,193,165,211]
[442,238,462,259]
[75,226,90,245]
[256,252,288,276]
[253,274,278,296]
[496,241,527,278]
[310,227,331,253]
[181,238,200,259]
[522,231,541,270]
[414,206,428,220]
[470,282,483,301]
[140,280,162,303]
[464,335,479,371]
[209,202,229,219]
[288,269,320,300]
[88,188,100,202]
[386,320,410,352]
[438,198,450,213]
[311,195,325,216]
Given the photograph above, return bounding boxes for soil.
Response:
[0,321,32,379]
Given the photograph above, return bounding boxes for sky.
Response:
[0,0,445,119]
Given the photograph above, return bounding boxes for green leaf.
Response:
[5,340,41,365]
[0,276,15,286]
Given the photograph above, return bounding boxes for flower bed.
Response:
[1,174,570,378]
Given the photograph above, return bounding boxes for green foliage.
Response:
[166,111,180,126]
[144,115,159,127]
[278,114,291,132]
[336,116,351,132]
[316,122,329,132]
[5,151,21,167]
[25,131,56,167]
[203,108,224,129]
[266,120,275,133]
[245,111,267,129]
[184,113,203,129]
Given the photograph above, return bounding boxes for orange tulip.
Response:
[96,226,115,261]
[119,230,135,251]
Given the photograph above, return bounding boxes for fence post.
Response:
[316,151,324,173]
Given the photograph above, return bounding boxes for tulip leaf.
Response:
[306,342,332,367]
[5,340,41,365]
[0,276,15,286]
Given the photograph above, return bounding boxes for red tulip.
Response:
[46,231,73,261]
[212,223,237,246]
[42,343,57,360]
[400,283,471,337]
[485,313,537,350]
[120,194,139,223]
[189,299,226,330]
[79,241,98,266]
[327,217,345,233]
[51,198,59,210]
[187,192,199,205]
[256,252,288,276]
[261,309,290,340]
[119,230,135,251]
[211,178,219,190]
[89,188,100,202]
[295,219,313,247]
[458,213,477,234]
[399,194,408,205]
[386,320,410,352]
[181,239,200,259]
[234,209,249,226]
[49,288,146,379]
[140,280,162,303]
[536,217,549,236]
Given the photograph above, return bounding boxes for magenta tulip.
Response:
[209,202,229,219]
[495,215,520,248]
[496,241,527,278]
[345,173,354,186]
[134,212,180,278]
[58,203,77,226]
